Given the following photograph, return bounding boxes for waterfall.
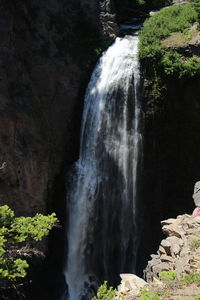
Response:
[64,34,142,300]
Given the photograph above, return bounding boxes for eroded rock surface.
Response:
[117,274,147,298]
[0,0,117,216]
[0,1,118,299]
[116,214,200,300]
[145,214,200,282]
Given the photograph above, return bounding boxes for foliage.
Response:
[138,289,167,300]
[139,3,200,78]
[151,73,166,99]
[92,281,116,300]
[159,270,177,282]
[139,268,200,300]
[0,205,57,280]
[191,0,200,27]
[181,269,200,285]
[139,4,197,59]
[162,51,200,77]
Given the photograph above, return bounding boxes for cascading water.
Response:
[64,34,142,300]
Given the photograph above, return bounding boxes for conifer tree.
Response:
[0,205,58,280]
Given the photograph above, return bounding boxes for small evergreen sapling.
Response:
[0,205,58,280]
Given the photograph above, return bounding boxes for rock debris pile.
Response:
[117,214,200,300]
[145,214,200,282]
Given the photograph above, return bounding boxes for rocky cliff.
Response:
[0,0,117,217]
[145,214,200,282]
[2,1,200,299]
[0,1,117,299]
[116,214,200,300]
[137,35,200,273]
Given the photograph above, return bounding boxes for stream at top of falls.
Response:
[63,34,142,300]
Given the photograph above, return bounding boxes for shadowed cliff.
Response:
[0,1,117,299]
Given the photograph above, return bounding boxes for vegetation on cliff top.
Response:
[93,269,200,300]
[139,3,200,78]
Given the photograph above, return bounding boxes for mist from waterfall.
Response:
[64,34,142,300]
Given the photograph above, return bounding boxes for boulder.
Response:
[161,218,177,226]
[162,224,185,238]
[186,216,200,228]
[167,236,183,257]
[145,213,200,283]
[118,274,147,295]
[176,256,190,276]
[152,262,174,275]
[148,257,161,268]
[193,181,200,206]
[152,277,164,287]
[160,239,172,255]
[167,236,183,244]
[160,254,174,263]
[170,243,181,257]
[158,245,167,255]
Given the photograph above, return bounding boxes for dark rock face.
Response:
[0,0,117,216]
[114,0,139,22]
[137,75,200,275]
[0,1,117,299]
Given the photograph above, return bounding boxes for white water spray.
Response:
[64,34,141,300]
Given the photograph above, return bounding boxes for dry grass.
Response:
[161,24,200,48]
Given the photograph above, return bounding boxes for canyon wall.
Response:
[0,0,117,217]
[0,1,118,299]
[2,0,200,298]
[137,73,200,274]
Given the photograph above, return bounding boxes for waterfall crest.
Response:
[64,34,142,300]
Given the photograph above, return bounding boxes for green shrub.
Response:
[139,4,197,60]
[92,281,116,300]
[191,0,200,27]
[161,51,200,77]
[139,4,200,78]
[181,269,200,285]
[159,270,177,282]
[194,296,200,300]
[0,205,58,280]
[139,289,164,300]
